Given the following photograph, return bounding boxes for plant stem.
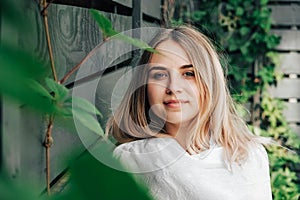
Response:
[41,0,58,82]
[59,42,104,84]
[43,116,54,195]
[40,0,56,195]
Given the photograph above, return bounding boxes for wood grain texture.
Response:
[289,124,300,136]
[1,0,161,193]
[2,100,46,186]
[47,4,103,84]
[283,102,300,122]
[113,0,161,19]
[269,78,300,99]
[278,52,300,74]
[270,5,300,26]
[269,2,300,134]
[272,29,300,51]
[47,4,135,85]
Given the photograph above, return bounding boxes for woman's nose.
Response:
[165,73,183,94]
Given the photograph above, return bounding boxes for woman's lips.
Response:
[163,100,188,108]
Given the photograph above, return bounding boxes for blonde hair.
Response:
[106,25,262,164]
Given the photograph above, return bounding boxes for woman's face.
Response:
[147,40,200,129]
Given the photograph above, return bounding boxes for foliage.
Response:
[0,0,155,199]
[0,143,152,200]
[172,0,300,199]
[90,9,157,53]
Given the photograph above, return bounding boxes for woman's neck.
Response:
[163,122,194,149]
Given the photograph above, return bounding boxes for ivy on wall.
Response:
[169,0,300,199]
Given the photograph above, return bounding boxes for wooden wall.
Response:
[269,0,300,136]
[1,0,161,192]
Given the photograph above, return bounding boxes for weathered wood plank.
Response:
[270,5,300,25]
[47,4,103,84]
[1,2,90,189]
[278,52,300,74]
[2,99,47,190]
[1,0,46,190]
[289,124,300,136]
[47,4,135,85]
[271,29,300,51]
[283,102,300,122]
[96,67,133,123]
[113,0,161,19]
[141,0,161,20]
[269,78,300,99]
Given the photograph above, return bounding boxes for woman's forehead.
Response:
[149,40,190,66]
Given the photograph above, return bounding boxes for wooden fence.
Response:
[1,0,161,192]
[1,0,300,195]
[269,0,300,136]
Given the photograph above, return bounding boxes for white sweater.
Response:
[114,137,272,200]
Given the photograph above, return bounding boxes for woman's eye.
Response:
[151,72,168,80]
[183,71,195,77]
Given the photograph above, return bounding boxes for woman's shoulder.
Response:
[113,137,185,173]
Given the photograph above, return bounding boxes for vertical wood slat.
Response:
[1,0,47,189]
[113,0,161,20]
[132,0,142,29]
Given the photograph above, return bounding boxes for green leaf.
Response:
[90,9,117,38]
[240,27,249,36]
[0,42,48,80]
[90,9,156,53]
[228,41,238,51]
[0,44,56,114]
[26,79,53,100]
[260,0,269,6]
[114,34,157,53]
[72,107,104,136]
[236,7,244,16]
[53,143,152,200]
[68,97,103,117]
[240,43,249,55]
[45,77,69,101]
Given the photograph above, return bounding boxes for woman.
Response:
[106,26,272,200]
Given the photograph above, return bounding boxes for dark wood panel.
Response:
[47,4,103,83]
[278,52,300,74]
[1,0,145,192]
[2,99,48,191]
[270,5,300,25]
[269,78,300,98]
[47,4,135,86]
[271,29,300,50]
[113,0,161,19]
[52,0,161,21]
[97,67,132,124]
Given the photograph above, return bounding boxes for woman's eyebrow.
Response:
[180,64,193,69]
[148,66,167,72]
[148,64,193,72]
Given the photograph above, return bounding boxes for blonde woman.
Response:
[106,26,272,200]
